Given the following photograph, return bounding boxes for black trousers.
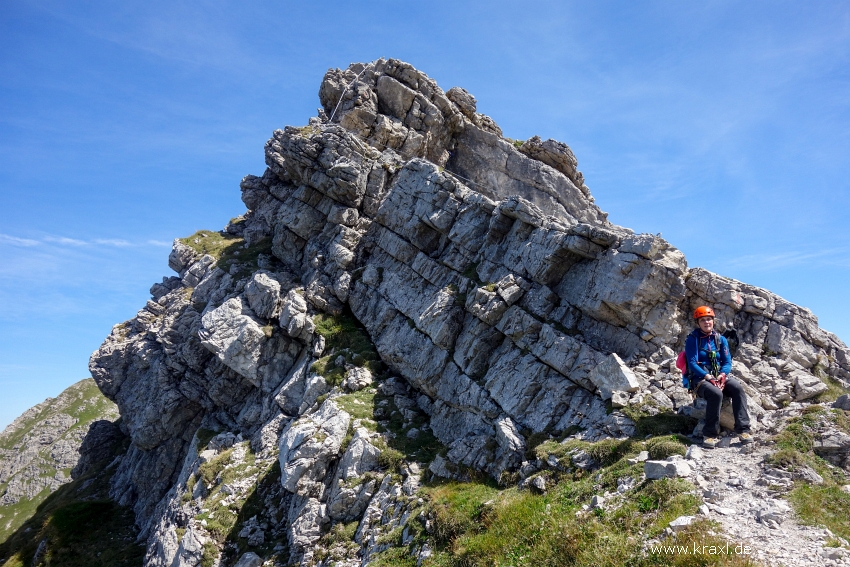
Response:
[695,377,751,437]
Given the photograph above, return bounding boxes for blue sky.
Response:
[2,0,849,429]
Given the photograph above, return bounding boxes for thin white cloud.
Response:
[0,234,175,249]
[720,248,847,271]
[43,235,88,246]
[35,1,266,75]
[0,234,40,247]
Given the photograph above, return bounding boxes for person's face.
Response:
[698,316,714,333]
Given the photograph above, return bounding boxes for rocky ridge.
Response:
[81,58,850,566]
[0,378,119,543]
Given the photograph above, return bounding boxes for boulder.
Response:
[792,370,828,401]
[279,289,315,342]
[278,400,351,495]
[644,458,691,479]
[669,515,694,532]
[234,552,262,567]
[833,394,850,411]
[199,297,267,384]
[588,353,640,400]
[245,271,282,319]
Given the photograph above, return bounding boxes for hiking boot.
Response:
[702,436,719,449]
[738,432,753,444]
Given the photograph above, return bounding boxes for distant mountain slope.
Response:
[0,378,119,542]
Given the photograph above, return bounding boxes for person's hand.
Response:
[706,374,722,388]
[717,373,727,390]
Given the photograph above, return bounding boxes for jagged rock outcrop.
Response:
[0,378,119,542]
[87,58,850,566]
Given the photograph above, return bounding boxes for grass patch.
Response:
[178,230,272,278]
[197,447,234,486]
[814,375,850,403]
[193,444,262,546]
[375,394,443,466]
[621,405,696,437]
[370,432,758,567]
[424,480,500,546]
[773,409,821,454]
[369,546,417,567]
[646,435,689,460]
[376,443,405,473]
[335,390,378,421]
[310,355,347,388]
[533,436,651,469]
[408,473,710,567]
[310,309,382,386]
[764,406,850,543]
[315,520,361,564]
[220,459,285,561]
[0,488,51,545]
[313,310,378,358]
[201,541,219,567]
[788,484,850,540]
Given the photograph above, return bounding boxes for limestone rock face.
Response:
[278,400,351,496]
[85,58,850,566]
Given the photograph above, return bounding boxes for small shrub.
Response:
[587,438,642,466]
[201,541,219,567]
[195,428,219,451]
[313,311,377,361]
[646,436,688,460]
[461,262,482,284]
[377,447,405,473]
[197,448,234,486]
[814,376,850,403]
[765,448,807,470]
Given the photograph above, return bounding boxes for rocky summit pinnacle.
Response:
[76,58,850,566]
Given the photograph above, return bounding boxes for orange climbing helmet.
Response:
[693,306,715,320]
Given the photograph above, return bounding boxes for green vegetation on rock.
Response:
[0,378,119,545]
[766,406,850,541]
[178,230,272,278]
[370,434,753,567]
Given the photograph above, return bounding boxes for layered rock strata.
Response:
[88,58,850,565]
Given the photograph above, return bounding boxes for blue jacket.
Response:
[685,328,732,383]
